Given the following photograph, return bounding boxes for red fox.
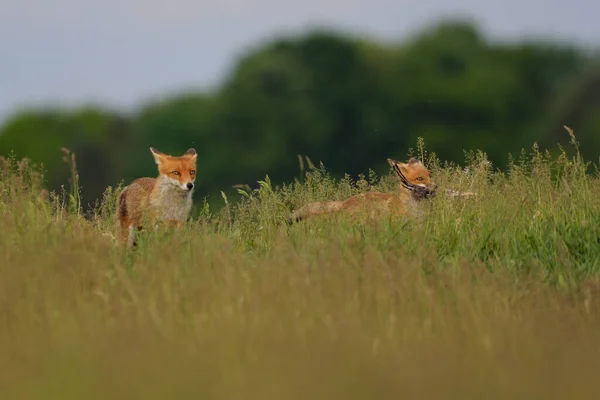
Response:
[288,157,437,223]
[117,147,197,247]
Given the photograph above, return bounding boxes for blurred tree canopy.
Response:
[0,21,596,210]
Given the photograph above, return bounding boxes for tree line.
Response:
[1,21,598,210]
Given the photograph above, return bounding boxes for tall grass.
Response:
[1,130,600,399]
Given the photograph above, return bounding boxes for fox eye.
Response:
[171,171,180,176]
[190,170,196,176]
[416,177,424,181]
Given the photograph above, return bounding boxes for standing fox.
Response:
[288,158,437,223]
[117,147,197,247]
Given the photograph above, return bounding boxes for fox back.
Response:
[288,157,436,223]
[117,147,197,247]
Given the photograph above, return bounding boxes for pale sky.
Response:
[1,0,597,125]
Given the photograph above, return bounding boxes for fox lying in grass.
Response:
[117,147,197,247]
[288,158,438,223]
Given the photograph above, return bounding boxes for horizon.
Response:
[1,0,598,126]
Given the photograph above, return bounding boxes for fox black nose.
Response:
[186,182,194,190]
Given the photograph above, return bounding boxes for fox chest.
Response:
[150,190,193,222]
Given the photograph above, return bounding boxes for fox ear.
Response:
[149,147,166,165]
[387,158,409,177]
[408,158,422,165]
[184,148,197,160]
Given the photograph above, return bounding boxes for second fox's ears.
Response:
[387,157,423,177]
[183,148,197,160]
[387,158,408,177]
[150,147,166,165]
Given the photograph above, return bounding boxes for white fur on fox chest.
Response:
[150,176,193,222]
[398,187,425,219]
[406,193,428,219]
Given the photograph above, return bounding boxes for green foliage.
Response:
[0,21,596,211]
[2,137,600,398]
[0,107,132,205]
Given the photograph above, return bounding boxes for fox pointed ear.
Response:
[149,147,166,165]
[184,148,197,160]
[387,158,409,177]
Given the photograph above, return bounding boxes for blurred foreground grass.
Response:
[1,132,600,399]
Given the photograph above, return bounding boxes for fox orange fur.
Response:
[288,158,437,223]
[117,147,197,247]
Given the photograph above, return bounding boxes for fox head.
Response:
[387,157,437,198]
[150,147,197,192]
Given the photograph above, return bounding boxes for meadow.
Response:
[1,130,600,399]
